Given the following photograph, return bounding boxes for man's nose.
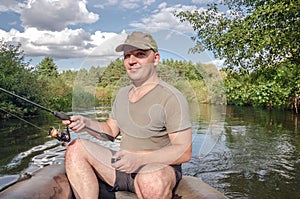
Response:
[128,54,137,64]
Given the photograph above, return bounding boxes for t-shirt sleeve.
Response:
[109,88,122,120]
[164,92,192,133]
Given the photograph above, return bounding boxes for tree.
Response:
[176,0,299,71]
[0,40,44,117]
[98,58,126,87]
[35,57,59,78]
[176,0,300,111]
[34,57,75,112]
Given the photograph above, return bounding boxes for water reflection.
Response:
[192,104,226,157]
[0,105,300,198]
[185,105,300,199]
[0,116,59,174]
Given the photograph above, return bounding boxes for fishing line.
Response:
[0,87,114,141]
[0,107,46,133]
[0,107,71,146]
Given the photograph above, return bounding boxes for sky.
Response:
[0,0,224,71]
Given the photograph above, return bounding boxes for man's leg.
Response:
[134,164,177,199]
[65,139,116,199]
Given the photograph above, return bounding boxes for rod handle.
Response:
[53,111,114,142]
[53,112,70,120]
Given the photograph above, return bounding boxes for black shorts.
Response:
[111,164,182,193]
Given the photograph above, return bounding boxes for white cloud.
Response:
[20,0,99,31]
[121,0,140,9]
[94,0,156,10]
[0,0,126,65]
[192,0,220,4]
[129,3,204,33]
[0,27,121,60]
[0,0,24,13]
[0,0,216,69]
[94,0,118,9]
[144,0,156,6]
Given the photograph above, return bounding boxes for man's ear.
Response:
[154,52,160,66]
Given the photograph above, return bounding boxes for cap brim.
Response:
[115,43,153,52]
[115,44,128,52]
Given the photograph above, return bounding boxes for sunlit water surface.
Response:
[0,105,299,199]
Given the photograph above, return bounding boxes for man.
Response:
[63,31,192,199]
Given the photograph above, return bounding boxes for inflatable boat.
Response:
[0,164,228,199]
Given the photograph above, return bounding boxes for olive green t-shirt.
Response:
[111,80,191,151]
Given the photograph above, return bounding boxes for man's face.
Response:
[123,48,159,85]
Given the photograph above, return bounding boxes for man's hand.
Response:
[62,115,87,132]
[111,150,144,173]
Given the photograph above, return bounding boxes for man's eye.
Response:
[124,51,148,59]
[136,52,146,57]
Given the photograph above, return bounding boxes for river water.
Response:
[0,105,299,198]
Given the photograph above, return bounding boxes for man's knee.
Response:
[135,165,175,186]
[65,139,85,162]
[134,164,176,198]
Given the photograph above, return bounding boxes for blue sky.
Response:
[0,0,224,71]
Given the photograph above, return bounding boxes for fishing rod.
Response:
[0,104,71,145]
[0,106,69,146]
[0,87,114,142]
[0,106,46,133]
[0,87,69,120]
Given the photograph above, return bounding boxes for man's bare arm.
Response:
[141,127,192,165]
[63,116,120,140]
[114,127,192,169]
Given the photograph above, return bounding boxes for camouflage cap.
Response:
[116,31,158,52]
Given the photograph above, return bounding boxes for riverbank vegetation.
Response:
[0,41,74,118]
[176,0,299,112]
[1,0,299,119]
[0,40,298,120]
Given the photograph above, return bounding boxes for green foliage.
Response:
[224,60,299,109]
[98,58,126,87]
[175,0,300,71]
[0,42,75,119]
[161,59,202,81]
[95,59,220,106]
[46,74,73,111]
[96,85,115,106]
[71,67,101,110]
[82,59,128,107]
[175,0,300,112]
[33,57,73,112]
[0,40,43,117]
[34,57,59,78]
[3,36,298,118]
[72,89,96,110]
[59,69,78,87]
